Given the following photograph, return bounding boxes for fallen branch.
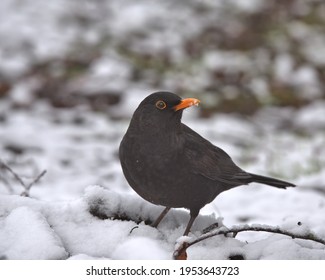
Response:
[0,159,46,196]
[21,169,47,197]
[173,224,325,260]
[0,160,25,187]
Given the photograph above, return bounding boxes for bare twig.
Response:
[0,159,26,187]
[28,169,47,188]
[21,169,47,197]
[0,159,46,196]
[173,224,325,260]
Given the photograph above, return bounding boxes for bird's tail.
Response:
[247,173,295,189]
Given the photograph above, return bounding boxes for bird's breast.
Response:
[121,134,183,182]
[120,133,219,209]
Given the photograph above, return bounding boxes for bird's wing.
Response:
[181,124,251,186]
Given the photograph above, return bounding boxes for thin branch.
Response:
[173,224,325,260]
[0,159,26,187]
[27,169,47,190]
[21,169,47,197]
[0,159,46,197]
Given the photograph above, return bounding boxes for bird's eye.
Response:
[155,100,167,110]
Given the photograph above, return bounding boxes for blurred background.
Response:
[1,0,325,204]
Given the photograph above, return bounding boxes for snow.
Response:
[0,206,68,260]
[1,181,325,260]
[1,96,325,259]
[1,93,325,259]
[295,101,325,130]
[204,51,251,73]
[273,53,294,83]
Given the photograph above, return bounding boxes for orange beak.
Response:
[173,98,200,111]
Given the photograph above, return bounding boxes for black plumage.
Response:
[119,91,295,235]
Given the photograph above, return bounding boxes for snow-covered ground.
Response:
[1,97,325,259]
[1,0,325,260]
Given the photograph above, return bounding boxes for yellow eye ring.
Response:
[155,100,167,110]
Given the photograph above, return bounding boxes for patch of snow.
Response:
[1,184,325,259]
[203,51,251,72]
[229,0,266,13]
[303,36,325,66]
[294,101,325,130]
[89,55,131,81]
[0,206,68,259]
[273,53,294,83]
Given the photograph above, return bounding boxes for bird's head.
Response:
[139,91,199,116]
[129,91,200,132]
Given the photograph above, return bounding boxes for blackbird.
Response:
[119,91,295,236]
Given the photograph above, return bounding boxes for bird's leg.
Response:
[152,207,171,228]
[183,210,199,236]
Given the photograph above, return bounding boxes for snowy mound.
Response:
[1,186,325,260]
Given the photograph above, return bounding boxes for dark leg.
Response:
[183,209,199,236]
[152,207,171,228]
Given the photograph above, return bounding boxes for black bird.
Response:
[119,92,295,236]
